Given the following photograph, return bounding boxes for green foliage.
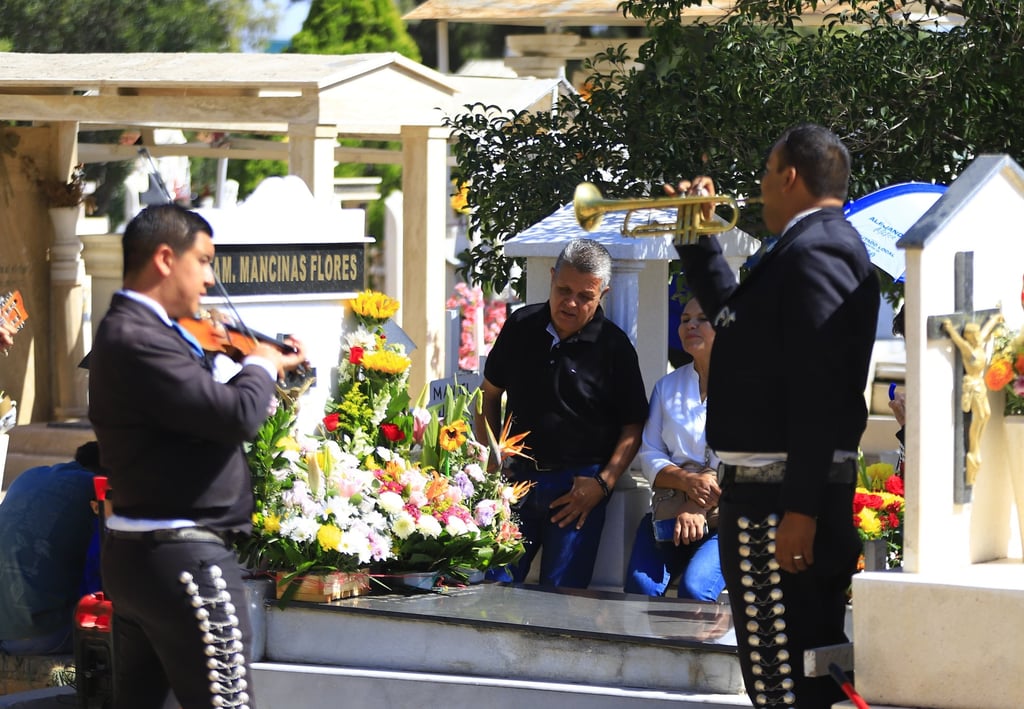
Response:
[288,0,420,59]
[0,0,274,52]
[285,1,420,240]
[446,0,1023,304]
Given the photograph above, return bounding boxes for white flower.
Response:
[280,515,318,543]
[416,514,443,538]
[445,516,470,537]
[464,463,485,482]
[377,491,405,514]
[339,530,373,564]
[281,481,319,517]
[393,512,417,539]
[280,448,302,466]
[345,327,377,352]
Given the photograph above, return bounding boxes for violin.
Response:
[176,309,315,392]
[177,309,298,358]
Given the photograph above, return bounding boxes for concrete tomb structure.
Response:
[851,155,1024,709]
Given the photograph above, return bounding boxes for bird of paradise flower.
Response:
[484,414,533,467]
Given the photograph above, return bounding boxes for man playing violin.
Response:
[88,204,307,709]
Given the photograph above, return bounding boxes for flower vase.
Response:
[862,539,887,571]
[274,570,371,603]
[378,571,440,592]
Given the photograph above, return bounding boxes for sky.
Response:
[274,0,312,40]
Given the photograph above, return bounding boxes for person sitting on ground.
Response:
[0,442,106,655]
[625,297,725,601]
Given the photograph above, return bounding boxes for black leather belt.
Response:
[507,457,560,473]
[718,459,857,485]
[106,526,228,545]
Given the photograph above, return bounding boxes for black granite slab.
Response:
[288,582,736,653]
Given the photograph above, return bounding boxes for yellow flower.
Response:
[280,435,301,451]
[350,290,400,321]
[865,462,896,490]
[858,508,882,537]
[439,420,469,451]
[263,513,281,534]
[361,350,411,376]
[450,182,470,215]
[317,523,342,551]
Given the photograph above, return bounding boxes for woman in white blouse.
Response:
[624,297,724,600]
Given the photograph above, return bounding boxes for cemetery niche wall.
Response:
[851,155,1024,709]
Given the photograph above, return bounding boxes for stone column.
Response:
[605,260,642,344]
[80,234,123,342]
[287,124,338,202]
[48,205,90,419]
[400,125,449,397]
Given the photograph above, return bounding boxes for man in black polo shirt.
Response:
[478,238,648,588]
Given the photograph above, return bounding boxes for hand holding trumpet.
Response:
[574,176,756,245]
[665,175,718,222]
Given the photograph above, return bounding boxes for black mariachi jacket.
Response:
[678,208,880,517]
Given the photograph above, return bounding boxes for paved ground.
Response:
[0,686,76,708]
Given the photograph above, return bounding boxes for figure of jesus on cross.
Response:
[942,311,1004,485]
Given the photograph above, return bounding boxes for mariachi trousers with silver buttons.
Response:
[718,481,860,709]
[102,535,255,709]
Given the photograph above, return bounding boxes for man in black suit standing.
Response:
[88,204,307,709]
[677,124,879,708]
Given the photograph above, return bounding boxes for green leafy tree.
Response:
[445,0,1023,305]
[289,0,420,59]
[286,0,421,249]
[0,0,276,53]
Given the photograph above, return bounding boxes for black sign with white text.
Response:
[212,243,365,296]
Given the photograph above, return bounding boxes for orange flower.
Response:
[985,358,1015,391]
[425,471,449,501]
[484,415,533,465]
[1015,353,1024,376]
[507,480,535,504]
[439,420,469,452]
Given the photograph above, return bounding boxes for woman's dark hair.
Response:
[74,441,102,470]
[892,304,905,338]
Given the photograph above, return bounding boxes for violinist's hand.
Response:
[252,337,307,380]
[664,176,717,222]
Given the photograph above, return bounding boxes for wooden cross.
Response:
[927,251,1000,504]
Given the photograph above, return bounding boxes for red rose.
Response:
[349,346,364,365]
[380,422,405,442]
[323,412,340,432]
[885,475,904,497]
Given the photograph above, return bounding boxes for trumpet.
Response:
[573,182,761,245]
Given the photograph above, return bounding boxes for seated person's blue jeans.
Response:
[487,464,608,588]
[625,512,725,601]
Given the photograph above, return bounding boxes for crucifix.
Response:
[927,251,1003,504]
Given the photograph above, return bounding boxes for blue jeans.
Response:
[624,513,725,601]
[488,464,608,588]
